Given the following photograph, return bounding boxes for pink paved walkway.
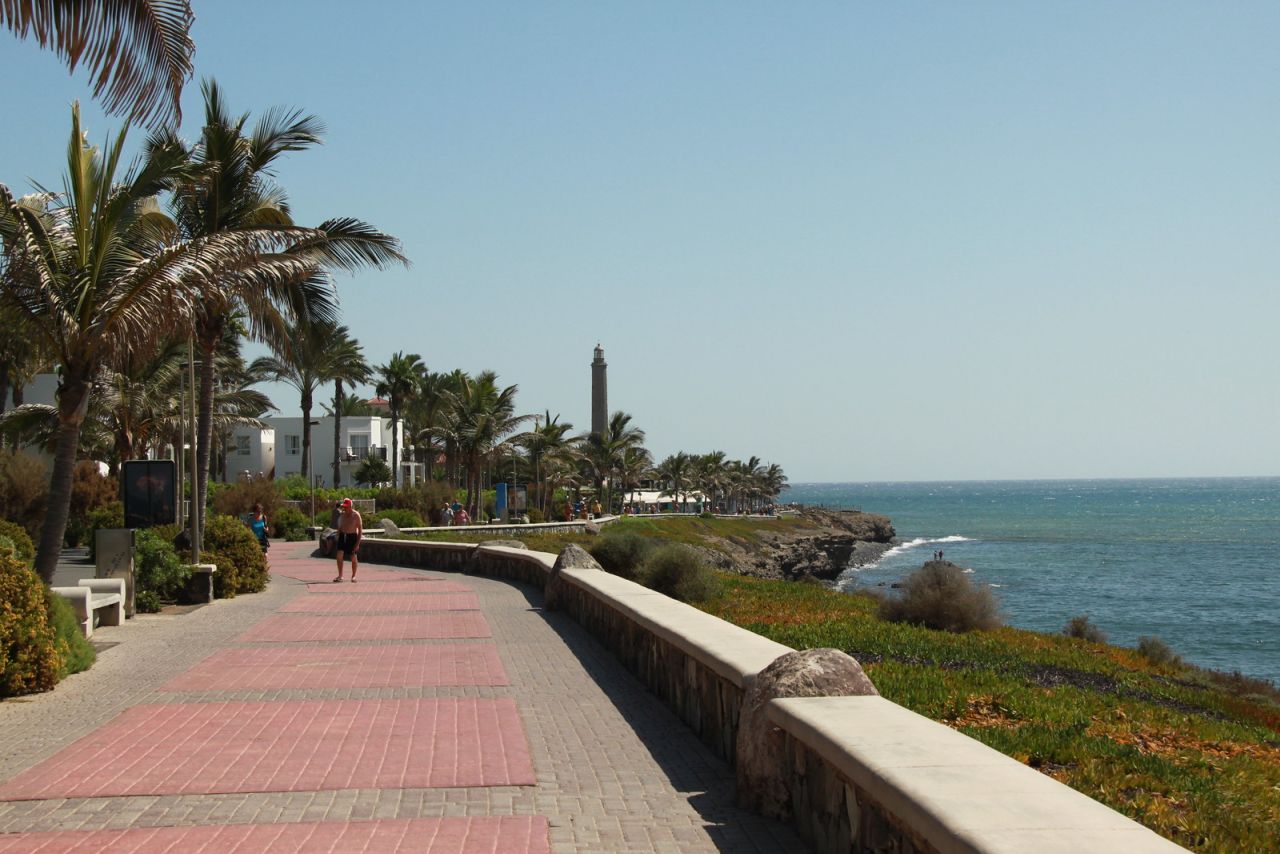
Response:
[0,539,808,852]
[163,644,508,691]
[0,817,549,853]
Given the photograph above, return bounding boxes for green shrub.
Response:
[590,531,658,581]
[134,529,191,608]
[879,562,1002,633]
[638,543,719,603]
[526,507,545,524]
[135,590,162,613]
[375,482,456,520]
[43,588,94,675]
[64,462,118,547]
[354,454,392,486]
[0,519,36,565]
[203,515,268,598]
[272,506,309,541]
[376,507,424,529]
[1063,614,1107,644]
[0,452,48,540]
[1137,635,1182,668]
[0,553,60,697]
[84,501,124,560]
[211,477,283,519]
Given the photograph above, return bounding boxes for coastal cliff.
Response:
[698,508,895,582]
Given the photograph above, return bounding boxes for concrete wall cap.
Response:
[557,567,792,686]
[767,696,1187,853]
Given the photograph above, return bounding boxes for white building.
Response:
[225,415,416,488]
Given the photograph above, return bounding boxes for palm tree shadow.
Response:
[507,582,807,853]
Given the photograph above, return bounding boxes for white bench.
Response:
[50,579,125,639]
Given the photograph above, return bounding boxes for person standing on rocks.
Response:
[334,498,363,583]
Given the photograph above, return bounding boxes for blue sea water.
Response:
[781,478,1280,686]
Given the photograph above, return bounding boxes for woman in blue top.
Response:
[249,503,270,553]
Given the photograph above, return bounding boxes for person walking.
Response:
[248,503,270,554]
[441,502,454,527]
[334,498,363,582]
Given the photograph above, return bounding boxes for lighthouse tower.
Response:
[591,344,608,438]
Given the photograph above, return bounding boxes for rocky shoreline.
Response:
[696,507,896,583]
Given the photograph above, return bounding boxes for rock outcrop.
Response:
[544,544,603,611]
[701,508,896,583]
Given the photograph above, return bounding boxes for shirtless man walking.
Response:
[334,497,363,583]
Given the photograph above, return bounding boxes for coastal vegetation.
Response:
[416,514,1279,852]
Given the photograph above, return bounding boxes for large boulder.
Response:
[737,648,878,819]
[378,518,401,537]
[544,544,602,611]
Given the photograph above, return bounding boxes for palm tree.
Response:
[616,445,653,512]
[170,81,406,549]
[447,371,529,518]
[374,351,424,489]
[580,410,645,513]
[250,318,360,486]
[0,103,277,581]
[1,0,195,128]
[655,451,694,513]
[408,370,455,484]
[694,450,728,513]
[325,326,370,488]
[519,411,574,516]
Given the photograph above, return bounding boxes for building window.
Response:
[236,435,250,456]
[285,435,300,455]
[349,435,370,459]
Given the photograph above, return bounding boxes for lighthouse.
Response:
[591,344,608,439]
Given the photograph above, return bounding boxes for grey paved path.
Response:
[0,541,807,852]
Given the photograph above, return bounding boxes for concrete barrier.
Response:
[354,537,1187,854]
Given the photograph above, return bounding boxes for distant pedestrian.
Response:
[333,498,363,583]
[248,503,270,554]
[441,502,454,527]
[455,507,470,526]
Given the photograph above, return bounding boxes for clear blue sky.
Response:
[3,2,1278,482]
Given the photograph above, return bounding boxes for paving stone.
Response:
[162,644,508,692]
[0,816,550,853]
[0,698,535,800]
[279,592,481,613]
[237,612,492,643]
[304,580,475,595]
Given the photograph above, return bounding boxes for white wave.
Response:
[961,567,974,574]
[876,534,972,561]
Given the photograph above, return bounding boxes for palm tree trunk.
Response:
[332,379,343,488]
[34,377,90,583]
[301,388,313,487]
[390,410,400,490]
[195,333,218,555]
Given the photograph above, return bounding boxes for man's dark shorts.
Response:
[337,532,359,554]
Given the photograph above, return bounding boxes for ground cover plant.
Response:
[699,574,1280,853]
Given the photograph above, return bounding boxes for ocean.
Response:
[780,478,1280,686]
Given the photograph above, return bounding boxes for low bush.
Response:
[84,501,124,560]
[211,477,282,519]
[271,506,309,541]
[638,543,719,603]
[1137,635,1182,668]
[0,553,60,697]
[879,561,1002,633]
[375,482,456,520]
[376,507,425,529]
[203,514,268,597]
[1064,614,1107,644]
[0,518,36,565]
[44,588,95,675]
[0,451,48,540]
[590,531,658,581]
[526,507,545,524]
[134,530,192,610]
[65,462,118,547]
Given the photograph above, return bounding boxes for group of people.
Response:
[562,498,602,521]
[436,502,470,527]
[246,498,364,583]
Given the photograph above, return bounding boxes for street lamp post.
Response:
[308,419,321,524]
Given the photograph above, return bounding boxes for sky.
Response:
[3,2,1278,482]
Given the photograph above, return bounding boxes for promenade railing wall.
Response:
[354,535,1185,854]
